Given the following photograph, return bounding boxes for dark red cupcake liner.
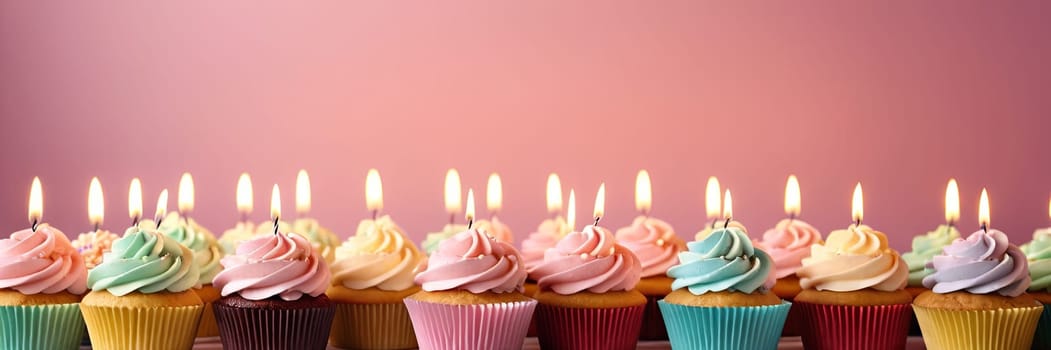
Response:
[638,295,669,340]
[535,303,645,350]
[795,301,912,350]
[213,301,335,350]
[780,300,805,337]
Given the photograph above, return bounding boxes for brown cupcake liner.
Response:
[638,295,668,340]
[213,301,335,350]
[535,303,645,350]
[329,302,417,350]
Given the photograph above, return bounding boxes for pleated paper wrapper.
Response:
[534,303,645,350]
[213,302,335,350]
[795,301,912,350]
[638,295,669,340]
[403,298,536,350]
[80,303,203,350]
[658,300,790,350]
[1034,304,1051,350]
[330,302,417,350]
[0,303,84,350]
[913,303,1043,350]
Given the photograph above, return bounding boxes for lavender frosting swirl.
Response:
[922,229,1030,297]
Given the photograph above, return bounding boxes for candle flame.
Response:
[271,184,281,221]
[465,189,476,224]
[296,169,311,215]
[487,173,502,213]
[89,177,104,227]
[236,173,253,214]
[723,189,733,220]
[444,169,462,215]
[636,170,652,214]
[366,169,383,212]
[178,173,194,214]
[945,178,960,224]
[594,183,606,221]
[852,182,864,224]
[567,189,576,231]
[28,177,42,226]
[705,176,721,219]
[785,175,801,217]
[155,189,169,221]
[129,178,143,221]
[979,188,990,229]
[1047,195,1050,221]
[546,173,563,214]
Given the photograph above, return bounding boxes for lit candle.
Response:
[366,168,383,219]
[785,175,801,220]
[547,173,563,216]
[271,184,281,235]
[945,179,960,227]
[722,189,733,228]
[636,170,652,216]
[756,175,823,293]
[74,177,120,270]
[296,169,311,216]
[219,173,259,255]
[979,188,990,232]
[593,183,605,226]
[129,178,143,226]
[518,174,570,269]
[487,173,502,217]
[567,189,576,232]
[445,169,462,224]
[616,169,684,282]
[154,189,169,226]
[901,178,962,290]
[705,176,721,226]
[28,177,43,231]
[465,189,476,229]
[236,173,253,223]
[178,173,194,218]
[852,182,864,227]
[89,177,104,232]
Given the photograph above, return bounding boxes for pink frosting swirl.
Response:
[415,228,527,293]
[212,233,330,301]
[520,217,571,272]
[615,216,685,278]
[755,219,824,279]
[529,225,642,294]
[0,224,88,295]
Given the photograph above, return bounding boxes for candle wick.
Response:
[132,217,139,228]
[723,217,731,229]
[240,213,248,225]
[372,210,378,221]
[710,220,716,229]
[155,216,163,227]
[854,219,861,227]
[593,216,601,226]
[788,213,796,222]
[273,217,280,235]
[467,218,474,230]
[449,213,455,225]
[980,223,988,233]
[31,219,38,232]
[94,224,100,232]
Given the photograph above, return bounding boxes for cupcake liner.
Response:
[795,301,912,350]
[658,300,790,350]
[196,300,219,338]
[0,303,85,350]
[913,303,1043,350]
[213,302,335,350]
[1034,304,1051,350]
[330,302,417,350]
[80,303,203,350]
[780,301,804,336]
[638,295,669,340]
[534,303,645,350]
[403,298,536,350]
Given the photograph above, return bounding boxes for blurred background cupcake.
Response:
[291,169,341,264]
[1022,219,1051,350]
[421,169,469,255]
[218,173,261,254]
[660,223,789,350]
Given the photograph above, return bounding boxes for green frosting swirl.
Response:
[422,224,467,255]
[87,226,200,296]
[901,224,960,286]
[1022,228,1051,292]
[292,218,341,263]
[156,213,223,285]
[668,226,773,294]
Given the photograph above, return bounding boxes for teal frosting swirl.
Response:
[901,224,960,286]
[156,213,223,285]
[87,226,200,296]
[668,226,774,294]
[1022,228,1051,292]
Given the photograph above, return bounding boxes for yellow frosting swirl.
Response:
[797,224,908,292]
[331,216,424,291]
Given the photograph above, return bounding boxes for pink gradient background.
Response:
[2,2,1050,251]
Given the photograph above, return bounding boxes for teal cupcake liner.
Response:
[1033,304,1051,350]
[0,303,85,350]
[658,300,790,350]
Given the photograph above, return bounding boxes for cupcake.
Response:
[292,218,341,264]
[155,212,225,338]
[71,229,120,270]
[421,223,468,255]
[754,218,822,337]
[520,216,571,289]
[405,226,535,350]
[82,225,203,350]
[0,224,88,350]
[794,224,912,350]
[1022,228,1051,349]
[472,217,513,244]
[218,221,259,255]
[530,224,645,350]
[328,216,425,349]
[914,229,1043,350]
[901,224,960,297]
[211,232,335,350]
[614,216,685,340]
[660,225,790,350]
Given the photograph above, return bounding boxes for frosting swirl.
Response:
[292,218,341,264]
[529,225,642,294]
[219,222,260,255]
[668,226,774,294]
[415,228,526,293]
[520,217,571,271]
[88,225,200,296]
[422,224,468,255]
[923,229,1030,297]
[331,216,424,291]
[901,224,960,286]
[156,213,224,285]
[473,217,514,244]
[615,216,685,278]
[797,224,907,292]
[213,233,330,301]
[695,220,747,241]
[72,229,120,270]
[0,224,88,295]
[755,219,823,280]
[1023,228,1051,293]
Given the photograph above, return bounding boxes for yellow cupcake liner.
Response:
[80,303,203,350]
[330,302,417,349]
[913,304,1044,350]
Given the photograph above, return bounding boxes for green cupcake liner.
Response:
[0,303,85,350]
[1030,304,1050,350]
[658,300,790,350]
